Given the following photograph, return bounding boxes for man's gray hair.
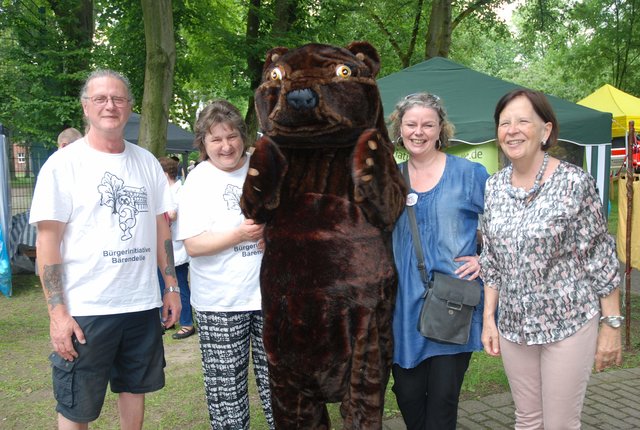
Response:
[80,69,134,104]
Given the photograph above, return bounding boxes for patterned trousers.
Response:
[195,310,275,430]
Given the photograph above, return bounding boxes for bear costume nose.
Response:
[286,88,318,110]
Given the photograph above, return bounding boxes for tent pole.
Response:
[624,121,634,351]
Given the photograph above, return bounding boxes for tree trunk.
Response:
[244,0,262,144]
[274,0,296,39]
[244,0,300,143]
[139,0,176,156]
[425,0,452,59]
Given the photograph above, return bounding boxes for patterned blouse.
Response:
[480,161,619,345]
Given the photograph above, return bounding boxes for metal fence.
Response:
[5,141,51,263]
[9,142,52,216]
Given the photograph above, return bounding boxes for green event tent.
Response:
[377,57,613,206]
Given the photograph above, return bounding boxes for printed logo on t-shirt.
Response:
[97,172,149,241]
[223,184,242,212]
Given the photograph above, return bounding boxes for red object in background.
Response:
[612,137,640,169]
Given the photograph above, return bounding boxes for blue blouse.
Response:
[392,154,489,369]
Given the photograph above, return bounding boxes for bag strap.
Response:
[402,163,430,289]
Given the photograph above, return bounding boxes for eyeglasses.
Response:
[83,95,130,107]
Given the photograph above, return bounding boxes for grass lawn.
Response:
[609,198,618,236]
[2,260,638,428]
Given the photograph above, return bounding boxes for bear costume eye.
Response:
[336,64,352,78]
[270,67,285,81]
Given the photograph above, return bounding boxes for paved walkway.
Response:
[383,267,640,429]
[383,367,640,429]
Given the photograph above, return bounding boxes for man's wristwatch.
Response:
[600,315,624,328]
[164,286,181,295]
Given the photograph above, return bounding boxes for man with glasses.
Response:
[30,69,181,430]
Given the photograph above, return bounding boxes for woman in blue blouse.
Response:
[390,93,489,429]
[480,89,622,429]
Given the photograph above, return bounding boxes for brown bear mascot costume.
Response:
[241,41,407,429]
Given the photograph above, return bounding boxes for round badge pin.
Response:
[406,193,418,206]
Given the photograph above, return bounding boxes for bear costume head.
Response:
[255,42,387,148]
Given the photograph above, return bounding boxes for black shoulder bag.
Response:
[402,162,481,345]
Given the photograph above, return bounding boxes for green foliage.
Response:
[174,0,252,120]
[514,0,571,58]
[506,0,640,101]
[308,0,513,78]
[321,1,423,75]
[0,0,87,146]
[450,15,516,78]
[93,0,146,108]
[3,0,640,149]
[569,0,640,91]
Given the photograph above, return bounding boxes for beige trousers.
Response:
[500,315,599,430]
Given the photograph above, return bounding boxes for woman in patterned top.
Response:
[480,89,622,429]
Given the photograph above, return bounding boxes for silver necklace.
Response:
[507,151,549,200]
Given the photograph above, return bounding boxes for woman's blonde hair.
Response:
[388,92,455,150]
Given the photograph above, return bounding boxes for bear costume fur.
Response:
[240,42,407,429]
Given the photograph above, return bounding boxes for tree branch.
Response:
[370,12,408,66]
[451,0,498,31]
[406,0,425,65]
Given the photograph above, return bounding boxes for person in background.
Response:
[57,127,83,150]
[480,88,622,429]
[175,100,274,429]
[389,93,488,430]
[169,155,185,182]
[158,156,194,339]
[30,69,180,429]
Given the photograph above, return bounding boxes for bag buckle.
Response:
[446,301,463,312]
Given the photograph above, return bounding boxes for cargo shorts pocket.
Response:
[49,352,76,408]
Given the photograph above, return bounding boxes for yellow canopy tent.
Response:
[579,85,640,269]
[578,84,640,138]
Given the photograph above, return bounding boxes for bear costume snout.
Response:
[286,88,318,110]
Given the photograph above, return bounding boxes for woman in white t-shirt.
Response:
[175,100,274,429]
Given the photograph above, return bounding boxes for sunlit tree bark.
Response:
[139,0,176,155]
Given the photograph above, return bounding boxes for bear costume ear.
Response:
[263,47,289,71]
[346,41,380,78]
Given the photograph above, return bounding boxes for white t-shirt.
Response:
[169,181,189,266]
[176,156,262,312]
[29,138,174,316]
